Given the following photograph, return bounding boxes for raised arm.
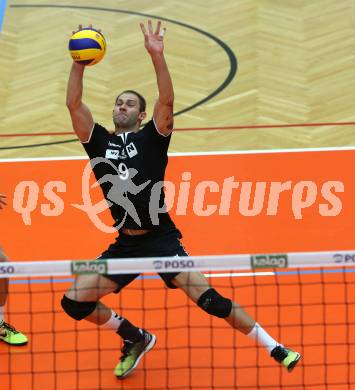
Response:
[66,27,94,142]
[140,20,174,136]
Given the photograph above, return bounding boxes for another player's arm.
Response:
[66,61,94,143]
[0,194,6,210]
[140,20,174,136]
[0,194,9,261]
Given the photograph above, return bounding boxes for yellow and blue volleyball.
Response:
[69,28,106,66]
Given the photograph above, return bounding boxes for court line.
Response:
[1,120,355,137]
[170,147,355,155]
[1,146,355,163]
[8,267,355,285]
[0,156,89,163]
[10,3,237,119]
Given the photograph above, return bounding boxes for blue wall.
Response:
[0,0,7,32]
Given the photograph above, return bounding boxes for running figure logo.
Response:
[72,157,151,232]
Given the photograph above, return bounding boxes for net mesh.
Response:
[1,251,355,389]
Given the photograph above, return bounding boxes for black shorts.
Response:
[98,229,188,291]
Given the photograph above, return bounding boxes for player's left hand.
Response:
[140,20,166,56]
[0,194,7,210]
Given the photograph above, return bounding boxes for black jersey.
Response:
[82,119,177,232]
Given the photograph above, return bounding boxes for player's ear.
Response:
[138,111,147,121]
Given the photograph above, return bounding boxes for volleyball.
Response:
[68,28,106,66]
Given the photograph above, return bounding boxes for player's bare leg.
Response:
[172,271,301,372]
[62,274,155,378]
[0,248,28,345]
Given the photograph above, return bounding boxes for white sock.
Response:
[247,323,279,353]
[101,310,124,331]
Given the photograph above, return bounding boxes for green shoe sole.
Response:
[286,352,301,372]
[0,329,28,346]
[115,333,156,379]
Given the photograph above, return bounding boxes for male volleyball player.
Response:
[63,21,301,378]
[0,193,28,345]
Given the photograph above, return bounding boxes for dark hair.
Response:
[115,90,146,113]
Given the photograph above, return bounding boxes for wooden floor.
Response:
[1,3,355,389]
[1,0,355,157]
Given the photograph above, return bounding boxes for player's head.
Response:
[113,90,147,129]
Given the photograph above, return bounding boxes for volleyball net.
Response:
[1,250,354,389]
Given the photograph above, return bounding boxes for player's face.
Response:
[113,93,145,129]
